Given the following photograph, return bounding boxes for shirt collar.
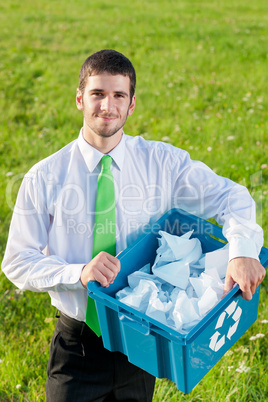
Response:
[77,128,125,172]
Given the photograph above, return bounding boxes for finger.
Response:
[97,260,120,285]
[96,261,119,285]
[222,275,235,299]
[249,276,263,296]
[84,252,120,287]
[103,259,120,275]
[254,265,266,292]
[260,266,266,281]
[241,289,252,301]
[238,277,254,300]
[101,265,117,284]
[105,253,121,271]
[97,252,120,272]
[88,261,114,287]
[93,268,110,287]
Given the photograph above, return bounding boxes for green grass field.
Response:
[0,0,267,400]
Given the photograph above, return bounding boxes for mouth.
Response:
[97,114,117,121]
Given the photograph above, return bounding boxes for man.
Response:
[2,49,265,401]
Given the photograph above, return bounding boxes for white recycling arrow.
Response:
[232,306,242,322]
[225,301,237,317]
[209,302,243,352]
[227,306,242,340]
[209,331,226,352]
[215,311,226,329]
[227,321,239,340]
[215,335,225,352]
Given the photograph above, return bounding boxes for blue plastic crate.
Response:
[87,209,268,393]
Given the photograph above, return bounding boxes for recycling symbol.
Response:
[209,301,242,352]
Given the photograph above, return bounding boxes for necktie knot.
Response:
[101,155,112,171]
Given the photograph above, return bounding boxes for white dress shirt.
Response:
[2,129,263,321]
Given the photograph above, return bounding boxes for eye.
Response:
[115,93,126,99]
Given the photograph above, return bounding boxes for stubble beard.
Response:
[85,110,129,139]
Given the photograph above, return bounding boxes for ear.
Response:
[76,88,83,110]
[128,94,136,116]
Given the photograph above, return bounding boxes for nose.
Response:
[100,95,114,113]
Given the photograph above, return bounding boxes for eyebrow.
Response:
[89,89,129,97]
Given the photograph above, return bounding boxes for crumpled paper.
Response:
[152,230,202,288]
[146,291,173,326]
[204,243,229,279]
[116,230,228,333]
[118,279,159,314]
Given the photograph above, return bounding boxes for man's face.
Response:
[76,73,135,143]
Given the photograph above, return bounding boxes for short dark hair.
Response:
[79,49,136,100]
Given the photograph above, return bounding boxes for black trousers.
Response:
[46,313,156,402]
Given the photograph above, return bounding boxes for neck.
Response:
[82,128,123,154]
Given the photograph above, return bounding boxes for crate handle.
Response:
[119,311,151,335]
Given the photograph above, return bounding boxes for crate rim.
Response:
[87,208,268,342]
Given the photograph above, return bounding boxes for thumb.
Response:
[222,275,235,299]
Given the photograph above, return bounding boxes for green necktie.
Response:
[85,155,116,336]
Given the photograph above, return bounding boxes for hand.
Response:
[223,257,266,300]
[80,251,120,288]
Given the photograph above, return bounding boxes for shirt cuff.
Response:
[29,263,85,291]
[228,237,259,262]
[64,263,85,290]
